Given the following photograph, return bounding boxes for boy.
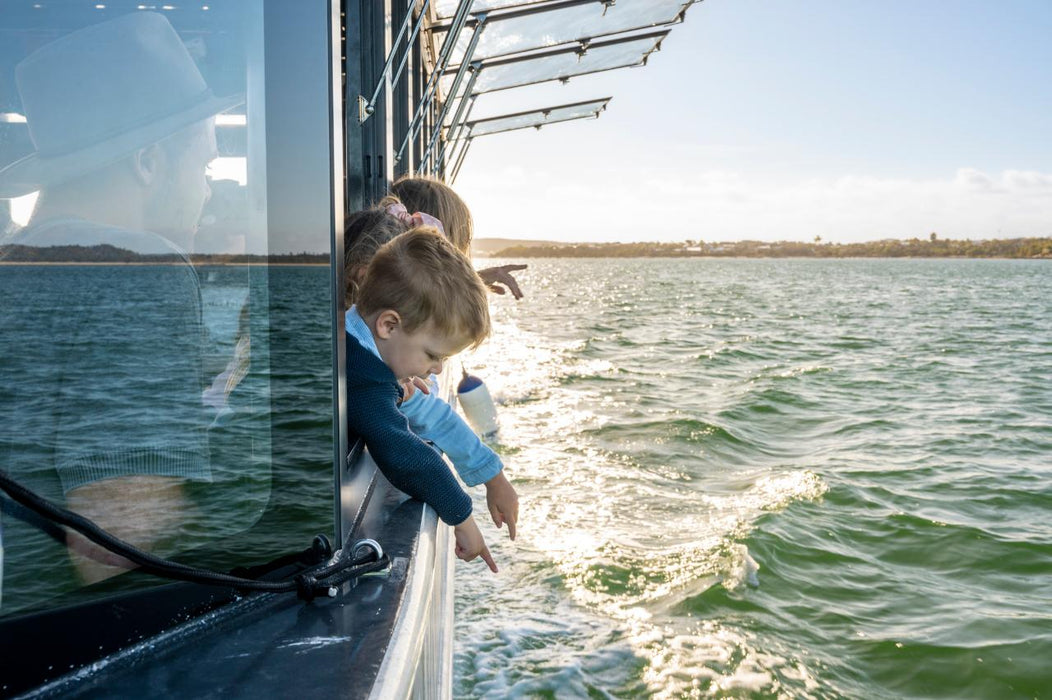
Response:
[345,227,500,571]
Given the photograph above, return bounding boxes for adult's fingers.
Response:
[489,502,504,529]
[487,284,506,295]
[502,276,524,300]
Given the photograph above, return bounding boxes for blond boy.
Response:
[346,227,497,570]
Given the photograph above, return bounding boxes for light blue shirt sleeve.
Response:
[400,384,503,487]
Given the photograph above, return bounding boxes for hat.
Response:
[0,12,243,198]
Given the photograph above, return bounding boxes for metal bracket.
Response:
[357,94,370,124]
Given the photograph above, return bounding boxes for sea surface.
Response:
[449,258,1051,699]
[2,258,1049,698]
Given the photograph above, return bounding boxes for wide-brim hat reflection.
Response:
[0,11,243,198]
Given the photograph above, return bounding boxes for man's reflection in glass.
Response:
[0,11,242,603]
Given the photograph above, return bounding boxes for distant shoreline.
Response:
[477,236,1051,260]
[3,237,1049,262]
[0,261,328,266]
[0,243,330,265]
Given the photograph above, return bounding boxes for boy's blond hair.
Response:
[382,176,474,254]
[358,227,490,347]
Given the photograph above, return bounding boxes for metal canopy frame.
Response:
[360,0,432,122]
[433,0,597,31]
[434,0,552,21]
[433,1,698,177]
[394,0,474,167]
[465,97,611,137]
[429,29,667,174]
[442,28,669,97]
[435,0,693,68]
[447,97,610,181]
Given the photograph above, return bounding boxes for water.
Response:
[451,258,1051,699]
[2,259,1049,697]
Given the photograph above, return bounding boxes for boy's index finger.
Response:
[480,543,498,573]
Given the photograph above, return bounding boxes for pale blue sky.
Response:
[455,0,1052,243]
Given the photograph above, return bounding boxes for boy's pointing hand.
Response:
[453,514,498,573]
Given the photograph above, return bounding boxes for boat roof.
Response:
[419,0,700,179]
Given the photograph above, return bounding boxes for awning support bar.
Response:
[389,0,431,94]
[420,15,487,173]
[450,136,473,183]
[360,0,425,123]
[436,90,478,172]
[394,0,474,166]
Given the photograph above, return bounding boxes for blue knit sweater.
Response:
[345,330,472,525]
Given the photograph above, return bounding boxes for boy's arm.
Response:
[400,389,502,486]
[348,382,472,526]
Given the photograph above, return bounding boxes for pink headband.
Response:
[386,202,445,237]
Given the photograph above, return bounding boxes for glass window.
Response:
[436,0,690,66]
[0,1,336,617]
[434,0,545,20]
[439,30,667,97]
[466,97,610,137]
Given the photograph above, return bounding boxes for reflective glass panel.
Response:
[440,32,666,97]
[439,0,690,66]
[467,97,609,137]
[435,0,546,20]
[0,1,336,617]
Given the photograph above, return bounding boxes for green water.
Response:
[452,258,1051,699]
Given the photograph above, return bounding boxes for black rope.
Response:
[0,468,389,601]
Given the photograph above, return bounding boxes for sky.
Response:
[453,0,1052,244]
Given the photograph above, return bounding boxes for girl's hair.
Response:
[357,227,490,347]
[344,208,410,307]
[383,176,474,254]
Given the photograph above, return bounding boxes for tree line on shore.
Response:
[0,244,329,264]
[3,236,1050,263]
[490,236,1052,259]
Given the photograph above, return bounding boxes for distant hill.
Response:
[487,237,1052,259]
[0,244,329,264]
[5,237,1049,263]
[472,237,572,256]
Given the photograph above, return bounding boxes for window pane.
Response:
[440,0,689,66]
[434,0,545,20]
[467,97,610,137]
[0,2,334,617]
[440,31,667,97]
